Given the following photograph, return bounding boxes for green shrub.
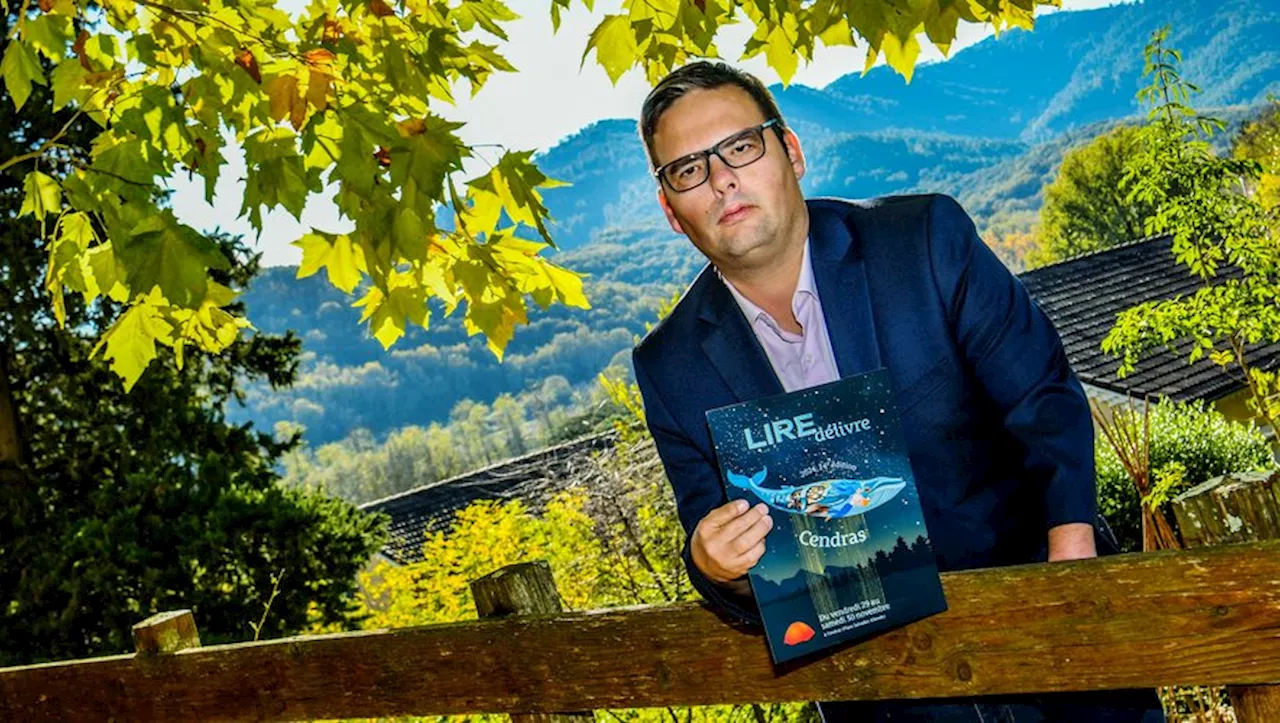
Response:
[1096,398,1274,552]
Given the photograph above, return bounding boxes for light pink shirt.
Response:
[717,239,841,392]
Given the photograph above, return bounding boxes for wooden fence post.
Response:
[132,610,202,655]
[1171,470,1280,722]
[471,560,595,723]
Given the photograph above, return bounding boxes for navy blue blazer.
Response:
[632,194,1098,624]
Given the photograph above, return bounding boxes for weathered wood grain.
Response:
[132,610,202,655]
[472,560,592,723]
[1173,470,1280,548]
[2,542,1279,723]
[1173,472,1280,723]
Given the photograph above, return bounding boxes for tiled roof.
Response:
[1018,235,1280,402]
[358,432,616,564]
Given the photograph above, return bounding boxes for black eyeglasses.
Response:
[653,118,782,193]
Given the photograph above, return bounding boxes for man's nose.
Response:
[707,153,739,194]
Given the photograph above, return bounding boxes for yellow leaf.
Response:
[862,43,878,76]
[352,270,429,349]
[543,262,589,309]
[489,233,547,258]
[881,29,921,83]
[45,211,98,326]
[582,15,637,84]
[419,261,458,309]
[20,170,61,220]
[265,73,306,130]
[294,232,367,293]
[817,18,854,48]
[764,22,799,85]
[396,117,427,137]
[353,285,384,324]
[305,68,331,112]
[82,243,130,303]
[93,297,174,391]
[463,184,503,237]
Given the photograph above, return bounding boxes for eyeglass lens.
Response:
[663,127,768,192]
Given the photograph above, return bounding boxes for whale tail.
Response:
[726,467,769,498]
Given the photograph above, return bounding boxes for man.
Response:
[630,61,1164,722]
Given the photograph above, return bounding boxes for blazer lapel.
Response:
[809,203,884,378]
[694,200,883,402]
[698,275,784,402]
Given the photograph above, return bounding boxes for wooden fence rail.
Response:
[2,540,1279,722]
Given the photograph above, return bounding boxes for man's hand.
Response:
[691,499,774,589]
[1048,522,1097,561]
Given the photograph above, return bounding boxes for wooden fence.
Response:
[1,539,1279,722]
[3,471,1280,721]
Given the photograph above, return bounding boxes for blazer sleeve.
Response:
[632,349,763,625]
[925,195,1097,530]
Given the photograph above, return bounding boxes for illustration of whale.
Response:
[726,467,906,520]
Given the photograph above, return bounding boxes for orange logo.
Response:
[783,621,816,645]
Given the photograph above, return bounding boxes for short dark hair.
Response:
[639,61,786,169]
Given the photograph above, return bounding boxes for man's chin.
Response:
[715,236,775,266]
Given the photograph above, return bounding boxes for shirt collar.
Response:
[716,237,816,327]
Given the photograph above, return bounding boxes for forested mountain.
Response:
[533,0,1280,249]
[234,231,700,444]
[821,0,1279,142]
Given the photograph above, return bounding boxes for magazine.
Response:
[705,368,948,664]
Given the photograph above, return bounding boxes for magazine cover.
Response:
[705,368,948,664]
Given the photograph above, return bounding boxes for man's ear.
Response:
[657,187,685,235]
[783,128,806,182]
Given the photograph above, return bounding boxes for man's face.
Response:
[650,85,807,272]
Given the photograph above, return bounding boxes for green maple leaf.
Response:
[922,0,965,57]
[93,135,161,189]
[50,61,89,111]
[388,115,465,200]
[336,119,377,198]
[24,15,75,62]
[116,212,229,308]
[241,128,315,229]
[2,39,46,111]
[453,0,518,40]
[302,112,344,172]
[464,293,526,361]
[392,205,428,262]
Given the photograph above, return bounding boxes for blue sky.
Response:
[166,0,1129,267]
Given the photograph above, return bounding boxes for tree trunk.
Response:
[0,341,25,468]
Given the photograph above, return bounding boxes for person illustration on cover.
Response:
[629,61,1165,722]
[787,487,805,512]
[802,482,828,517]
